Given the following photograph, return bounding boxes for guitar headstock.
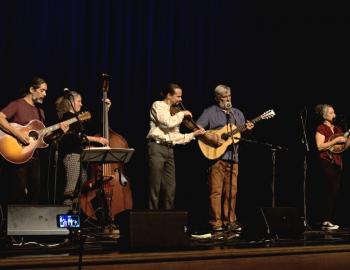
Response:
[261,109,276,120]
[78,111,92,122]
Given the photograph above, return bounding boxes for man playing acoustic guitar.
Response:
[196,84,254,233]
[0,77,68,204]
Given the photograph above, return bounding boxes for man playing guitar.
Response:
[196,84,254,233]
[0,77,68,204]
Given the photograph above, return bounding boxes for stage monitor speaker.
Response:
[116,210,189,249]
[244,207,304,239]
[261,207,304,238]
[7,205,70,236]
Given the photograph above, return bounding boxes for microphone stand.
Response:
[300,107,311,230]
[271,147,278,208]
[233,136,287,241]
[52,139,60,204]
[45,124,62,204]
[233,137,288,208]
[227,112,235,232]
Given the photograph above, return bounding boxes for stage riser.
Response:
[2,250,350,270]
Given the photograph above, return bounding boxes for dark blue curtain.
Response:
[1,0,349,226]
[0,0,255,122]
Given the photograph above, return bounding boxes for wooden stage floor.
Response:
[1,229,350,270]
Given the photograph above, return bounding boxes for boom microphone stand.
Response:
[267,144,287,208]
[233,137,288,207]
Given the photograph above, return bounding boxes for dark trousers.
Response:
[148,141,175,210]
[319,158,342,222]
[1,157,41,204]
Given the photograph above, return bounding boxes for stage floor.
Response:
[1,228,350,269]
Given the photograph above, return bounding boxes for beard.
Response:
[33,96,44,104]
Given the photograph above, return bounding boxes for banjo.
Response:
[328,129,350,154]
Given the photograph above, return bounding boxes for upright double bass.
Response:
[79,74,133,224]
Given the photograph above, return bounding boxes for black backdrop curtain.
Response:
[0,0,349,228]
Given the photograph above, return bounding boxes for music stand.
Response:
[81,147,134,164]
[80,147,135,228]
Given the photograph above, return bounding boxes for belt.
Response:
[149,138,174,148]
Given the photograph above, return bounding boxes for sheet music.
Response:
[84,146,134,150]
[84,146,111,150]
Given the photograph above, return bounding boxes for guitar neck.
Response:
[228,115,263,136]
[41,117,79,136]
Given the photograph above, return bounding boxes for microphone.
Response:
[63,88,72,98]
[224,101,232,110]
[224,101,232,115]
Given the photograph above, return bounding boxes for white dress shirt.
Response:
[147,100,195,145]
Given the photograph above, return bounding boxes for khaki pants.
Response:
[208,160,238,228]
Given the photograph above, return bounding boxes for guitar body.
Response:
[0,112,91,164]
[0,120,48,164]
[198,123,241,160]
[198,109,276,160]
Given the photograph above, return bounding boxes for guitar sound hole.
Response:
[221,133,229,140]
[29,131,39,141]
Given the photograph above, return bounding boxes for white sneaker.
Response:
[321,221,339,230]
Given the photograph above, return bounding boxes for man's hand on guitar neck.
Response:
[246,121,254,130]
[59,122,69,133]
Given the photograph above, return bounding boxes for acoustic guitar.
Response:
[328,129,350,154]
[198,110,275,160]
[0,111,91,164]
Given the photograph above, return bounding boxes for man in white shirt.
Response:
[147,83,205,209]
